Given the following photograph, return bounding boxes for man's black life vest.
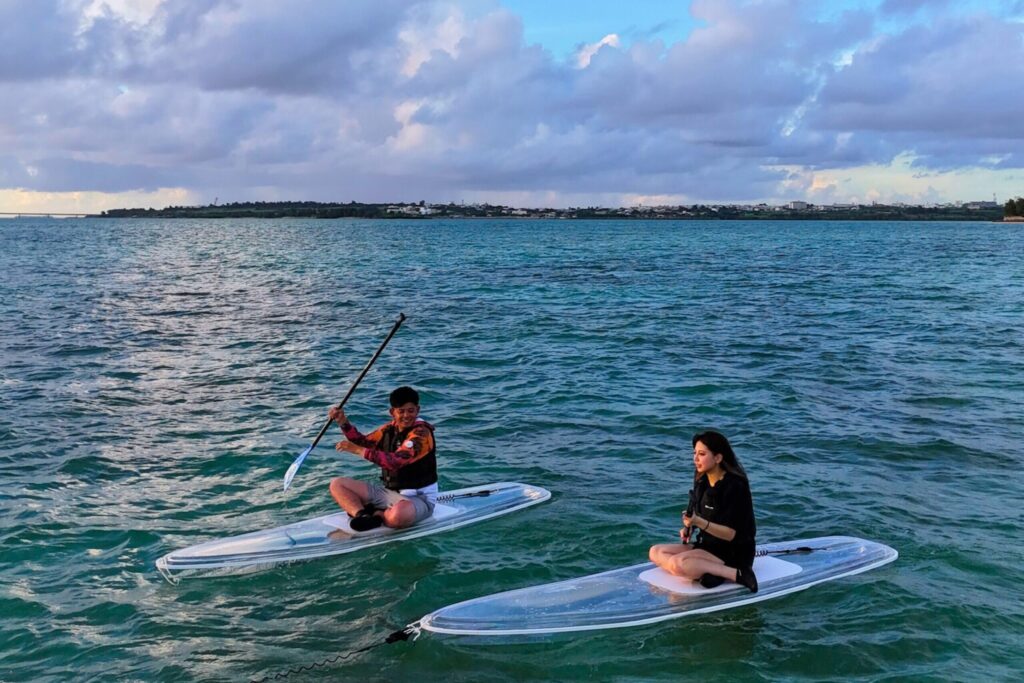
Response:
[376,421,437,491]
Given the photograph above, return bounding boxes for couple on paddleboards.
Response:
[327,387,758,592]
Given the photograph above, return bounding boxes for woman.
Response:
[649,430,758,592]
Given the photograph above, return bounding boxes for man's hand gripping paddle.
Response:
[282,313,406,491]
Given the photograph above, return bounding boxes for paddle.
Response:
[681,487,696,543]
[282,312,407,491]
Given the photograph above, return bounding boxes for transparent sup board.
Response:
[156,482,550,583]
[418,536,897,636]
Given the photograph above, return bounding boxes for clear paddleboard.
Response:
[156,482,550,583]
[418,536,897,636]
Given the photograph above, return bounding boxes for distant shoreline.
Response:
[94,201,1007,222]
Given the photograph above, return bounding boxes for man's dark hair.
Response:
[389,386,419,407]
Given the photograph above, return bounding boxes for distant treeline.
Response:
[1005,197,1024,217]
[100,200,1007,221]
[101,201,396,219]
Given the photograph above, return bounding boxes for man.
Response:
[328,386,437,531]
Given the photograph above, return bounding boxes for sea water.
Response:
[1,218,1022,681]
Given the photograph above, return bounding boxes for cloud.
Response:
[146,0,412,95]
[0,155,177,192]
[0,187,196,215]
[576,33,620,68]
[812,12,1024,168]
[0,0,90,80]
[879,0,950,15]
[1,0,1022,211]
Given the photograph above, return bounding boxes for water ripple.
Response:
[1,218,1023,681]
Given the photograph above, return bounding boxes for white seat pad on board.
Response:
[321,502,460,531]
[639,554,803,594]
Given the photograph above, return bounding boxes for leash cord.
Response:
[249,624,420,682]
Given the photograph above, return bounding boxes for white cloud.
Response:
[575,33,620,68]
[620,193,692,206]
[0,187,197,214]
[83,0,162,26]
[399,3,467,77]
[780,153,1019,205]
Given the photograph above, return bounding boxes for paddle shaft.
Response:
[682,486,696,543]
[307,312,407,451]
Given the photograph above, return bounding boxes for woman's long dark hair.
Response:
[692,430,748,480]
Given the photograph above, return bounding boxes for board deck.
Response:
[638,554,803,595]
[156,482,551,583]
[418,535,897,636]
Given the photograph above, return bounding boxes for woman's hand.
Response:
[681,513,695,542]
[328,406,347,425]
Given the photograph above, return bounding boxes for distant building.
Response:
[788,201,809,210]
[964,201,998,210]
[385,205,423,216]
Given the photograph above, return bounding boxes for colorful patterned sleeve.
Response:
[341,422,386,449]
[360,423,434,472]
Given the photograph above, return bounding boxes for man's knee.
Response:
[384,500,416,528]
[329,477,357,495]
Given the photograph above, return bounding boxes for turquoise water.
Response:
[1,218,1022,682]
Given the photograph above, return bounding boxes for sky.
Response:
[1,0,1023,213]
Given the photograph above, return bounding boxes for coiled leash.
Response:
[249,622,421,682]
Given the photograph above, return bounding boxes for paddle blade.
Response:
[283,445,313,491]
